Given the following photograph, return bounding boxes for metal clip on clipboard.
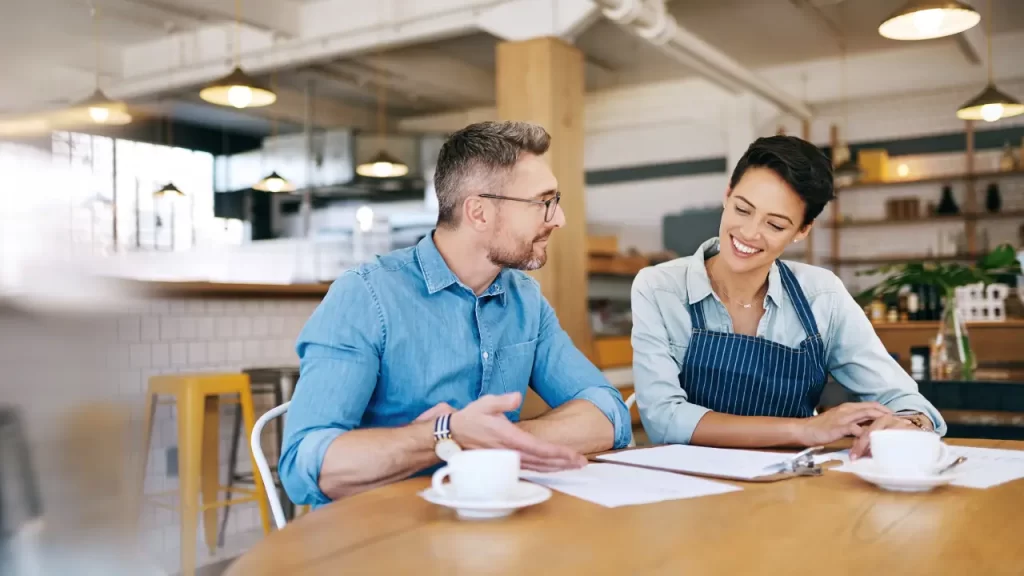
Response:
[772,446,826,477]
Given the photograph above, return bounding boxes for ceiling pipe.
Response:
[594,0,814,120]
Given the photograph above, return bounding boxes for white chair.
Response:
[625,393,637,448]
[251,401,291,530]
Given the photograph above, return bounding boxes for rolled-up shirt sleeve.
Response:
[279,271,384,506]
[631,268,710,445]
[531,296,632,449]
[825,275,947,435]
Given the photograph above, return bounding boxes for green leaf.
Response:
[979,244,1017,269]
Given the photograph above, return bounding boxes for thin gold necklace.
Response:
[707,261,767,309]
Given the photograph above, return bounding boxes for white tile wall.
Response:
[112,296,320,575]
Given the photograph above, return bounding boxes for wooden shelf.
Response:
[826,210,1024,229]
[870,320,1024,330]
[588,255,648,277]
[133,280,332,298]
[838,168,1024,192]
[827,253,981,266]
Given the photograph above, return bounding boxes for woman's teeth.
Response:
[732,237,762,255]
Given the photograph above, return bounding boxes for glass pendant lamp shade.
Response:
[253,171,295,192]
[199,67,277,109]
[878,1,981,40]
[356,150,409,178]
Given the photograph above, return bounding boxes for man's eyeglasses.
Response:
[477,191,561,222]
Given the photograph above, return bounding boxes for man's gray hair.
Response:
[433,121,550,228]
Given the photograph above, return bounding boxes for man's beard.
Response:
[488,232,550,271]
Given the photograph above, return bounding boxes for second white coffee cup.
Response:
[431,449,520,501]
[870,429,949,474]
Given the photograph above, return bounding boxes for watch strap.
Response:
[894,410,930,430]
[434,413,452,441]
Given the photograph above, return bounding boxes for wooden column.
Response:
[496,37,591,357]
[965,120,978,255]
[829,124,841,271]
[802,119,814,265]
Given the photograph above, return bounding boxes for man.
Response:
[280,121,632,507]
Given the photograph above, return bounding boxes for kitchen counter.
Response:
[128,280,333,298]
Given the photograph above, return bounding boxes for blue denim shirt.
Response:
[631,237,946,445]
[280,233,631,506]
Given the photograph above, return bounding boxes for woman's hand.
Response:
[795,402,893,446]
[849,414,923,460]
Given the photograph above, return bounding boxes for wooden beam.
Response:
[802,118,814,265]
[496,37,591,359]
[829,123,840,272]
[965,120,977,254]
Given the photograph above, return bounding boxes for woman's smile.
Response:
[729,234,764,258]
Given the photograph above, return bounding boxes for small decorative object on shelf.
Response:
[985,182,1002,213]
[856,244,1022,376]
[885,197,921,220]
[1000,141,1017,172]
[955,282,1010,322]
[936,185,959,215]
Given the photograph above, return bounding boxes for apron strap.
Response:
[687,297,708,331]
[775,260,821,337]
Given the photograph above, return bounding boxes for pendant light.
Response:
[356,56,408,178]
[833,19,862,186]
[154,115,184,198]
[956,0,1023,122]
[253,170,294,192]
[154,182,184,197]
[253,42,295,192]
[199,0,276,109]
[878,1,980,41]
[75,4,131,125]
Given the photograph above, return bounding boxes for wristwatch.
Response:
[895,410,933,431]
[433,413,462,461]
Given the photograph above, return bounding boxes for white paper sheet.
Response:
[521,463,741,508]
[831,446,1024,489]
[595,444,798,479]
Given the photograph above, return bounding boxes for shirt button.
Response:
[482,351,489,360]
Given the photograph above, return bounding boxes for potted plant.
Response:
[856,244,1022,376]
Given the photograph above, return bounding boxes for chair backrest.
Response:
[251,402,291,530]
[624,393,637,448]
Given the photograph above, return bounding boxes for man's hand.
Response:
[414,402,456,423]
[795,402,893,447]
[450,393,588,473]
[849,414,920,460]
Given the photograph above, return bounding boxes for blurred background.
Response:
[1,0,1022,574]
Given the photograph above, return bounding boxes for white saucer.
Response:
[846,458,961,492]
[419,481,553,520]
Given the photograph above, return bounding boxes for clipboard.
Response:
[589,445,846,483]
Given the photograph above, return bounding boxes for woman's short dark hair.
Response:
[728,136,835,228]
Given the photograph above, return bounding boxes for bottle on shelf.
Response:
[921,284,938,321]
[936,185,960,215]
[887,307,899,323]
[1000,141,1016,172]
[906,285,920,321]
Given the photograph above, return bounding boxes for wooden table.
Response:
[226,439,1024,576]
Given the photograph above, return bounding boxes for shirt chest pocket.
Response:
[495,339,538,395]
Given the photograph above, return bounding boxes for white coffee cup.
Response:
[431,449,520,501]
[870,429,950,475]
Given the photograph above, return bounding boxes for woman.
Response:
[631,136,944,459]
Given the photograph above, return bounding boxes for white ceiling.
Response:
[2,0,1023,133]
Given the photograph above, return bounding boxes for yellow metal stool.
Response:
[139,373,271,576]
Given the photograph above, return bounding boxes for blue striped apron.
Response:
[679,260,828,418]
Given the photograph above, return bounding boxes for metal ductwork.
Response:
[594,0,813,120]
